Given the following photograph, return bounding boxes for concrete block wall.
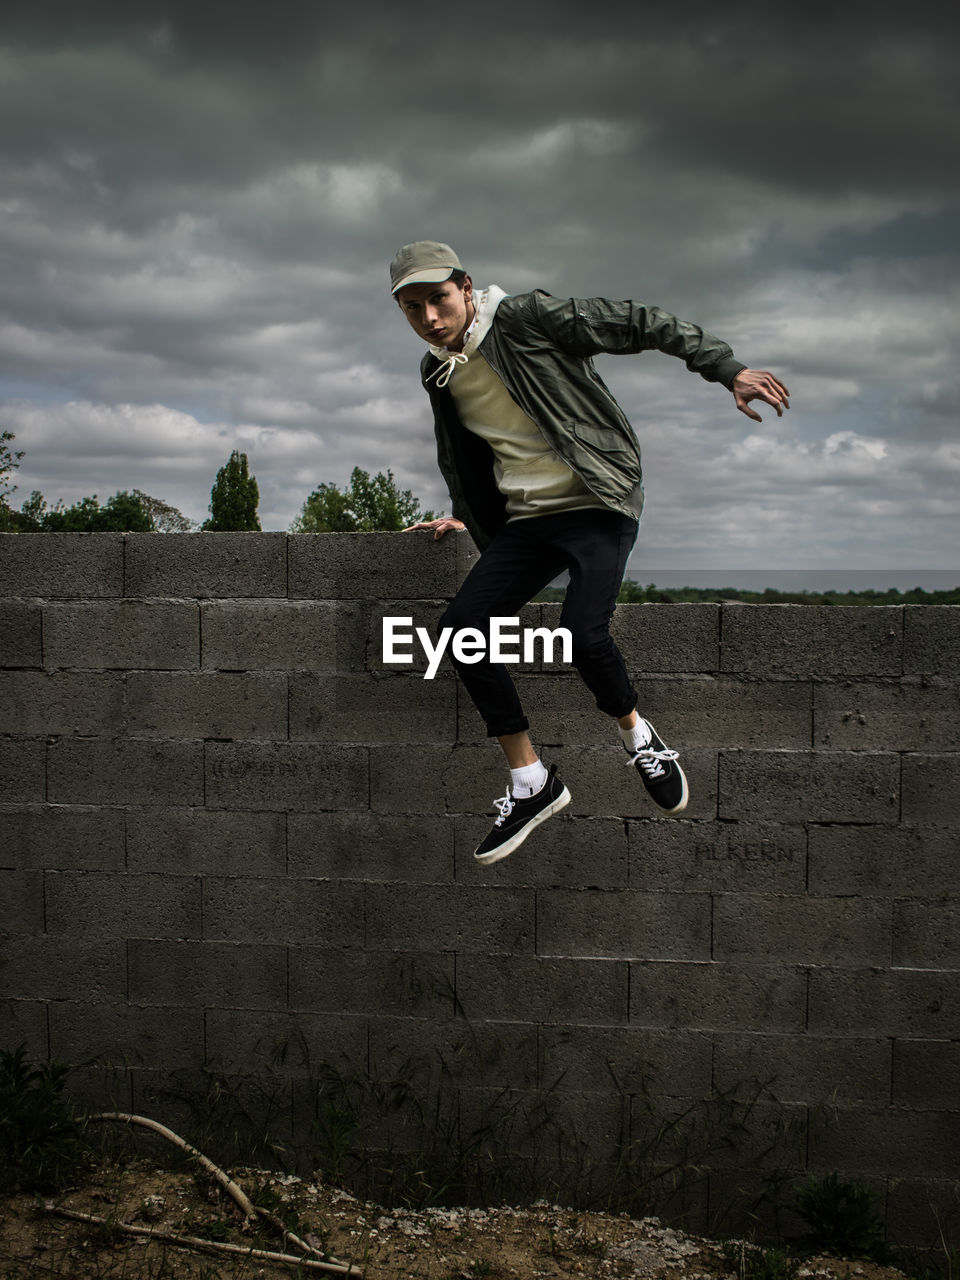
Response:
[1,531,959,1249]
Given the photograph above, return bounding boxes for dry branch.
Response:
[84,1110,361,1275]
[44,1205,363,1276]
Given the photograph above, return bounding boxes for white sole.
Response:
[653,767,689,815]
[474,786,572,866]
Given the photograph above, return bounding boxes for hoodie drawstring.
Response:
[426,351,469,388]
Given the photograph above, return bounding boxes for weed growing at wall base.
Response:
[0,1045,88,1194]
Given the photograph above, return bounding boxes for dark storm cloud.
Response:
[1,1,957,559]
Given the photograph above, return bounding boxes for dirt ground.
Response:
[0,1161,913,1280]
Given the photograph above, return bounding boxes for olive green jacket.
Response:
[420,289,746,550]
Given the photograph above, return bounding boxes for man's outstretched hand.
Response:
[402,516,466,540]
[732,369,790,422]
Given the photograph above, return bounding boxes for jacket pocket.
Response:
[568,423,642,485]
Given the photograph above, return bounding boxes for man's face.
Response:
[395,276,474,350]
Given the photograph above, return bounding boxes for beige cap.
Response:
[389,241,462,294]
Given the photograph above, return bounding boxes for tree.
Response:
[132,490,197,533]
[38,491,154,532]
[202,450,261,531]
[0,431,25,530]
[1,431,23,505]
[292,467,434,533]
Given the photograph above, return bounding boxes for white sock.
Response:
[510,759,549,798]
[619,717,652,752]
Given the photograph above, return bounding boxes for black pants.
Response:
[440,508,639,737]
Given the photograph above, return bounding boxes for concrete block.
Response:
[633,676,813,749]
[808,824,958,897]
[815,681,960,751]
[458,672,613,748]
[201,876,365,946]
[127,807,285,876]
[721,604,903,676]
[455,529,481,584]
[126,671,287,739]
[124,532,287,598]
[0,602,41,666]
[290,1070,444,1155]
[204,1007,367,1075]
[712,1033,891,1104]
[713,894,890,966]
[288,949,455,1019]
[719,750,900,823]
[540,1025,712,1096]
[458,1085,626,1160]
[629,961,807,1032]
[2,805,125,870]
[0,998,48,1060]
[43,601,199,669]
[885,1176,960,1250]
[903,605,960,677]
[455,955,629,1027]
[49,1001,204,1069]
[893,1040,960,1109]
[287,811,455,883]
[289,672,456,743]
[289,532,457,599]
[128,940,286,1008]
[453,814,628,889]
[902,753,960,824]
[628,820,806,892]
[0,869,43,933]
[63,1064,134,1116]
[129,1068,223,1143]
[489,674,812,753]
[727,606,906,686]
[63,1064,133,1113]
[369,599,483,675]
[536,889,711,961]
[809,968,960,1038]
[365,883,535,954]
[201,600,361,671]
[370,743,504,815]
[0,738,44,801]
[45,871,201,940]
[809,1106,960,1178]
[368,1014,538,1088]
[894,900,960,969]
[549,744,717,820]
[48,739,204,805]
[0,532,123,598]
[661,1096,808,1171]
[709,1168,811,1241]
[205,742,368,812]
[609,603,720,673]
[0,936,126,1001]
[0,671,124,735]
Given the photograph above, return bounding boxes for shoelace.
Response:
[492,790,515,827]
[426,351,469,388]
[625,745,679,781]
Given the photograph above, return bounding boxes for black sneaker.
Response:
[474,764,571,865]
[625,718,688,814]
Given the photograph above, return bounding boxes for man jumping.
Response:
[391,241,789,865]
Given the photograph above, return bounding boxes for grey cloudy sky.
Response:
[2,1,958,578]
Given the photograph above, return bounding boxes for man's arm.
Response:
[526,291,789,419]
[527,291,746,387]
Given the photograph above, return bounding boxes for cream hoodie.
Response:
[429,287,608,521]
